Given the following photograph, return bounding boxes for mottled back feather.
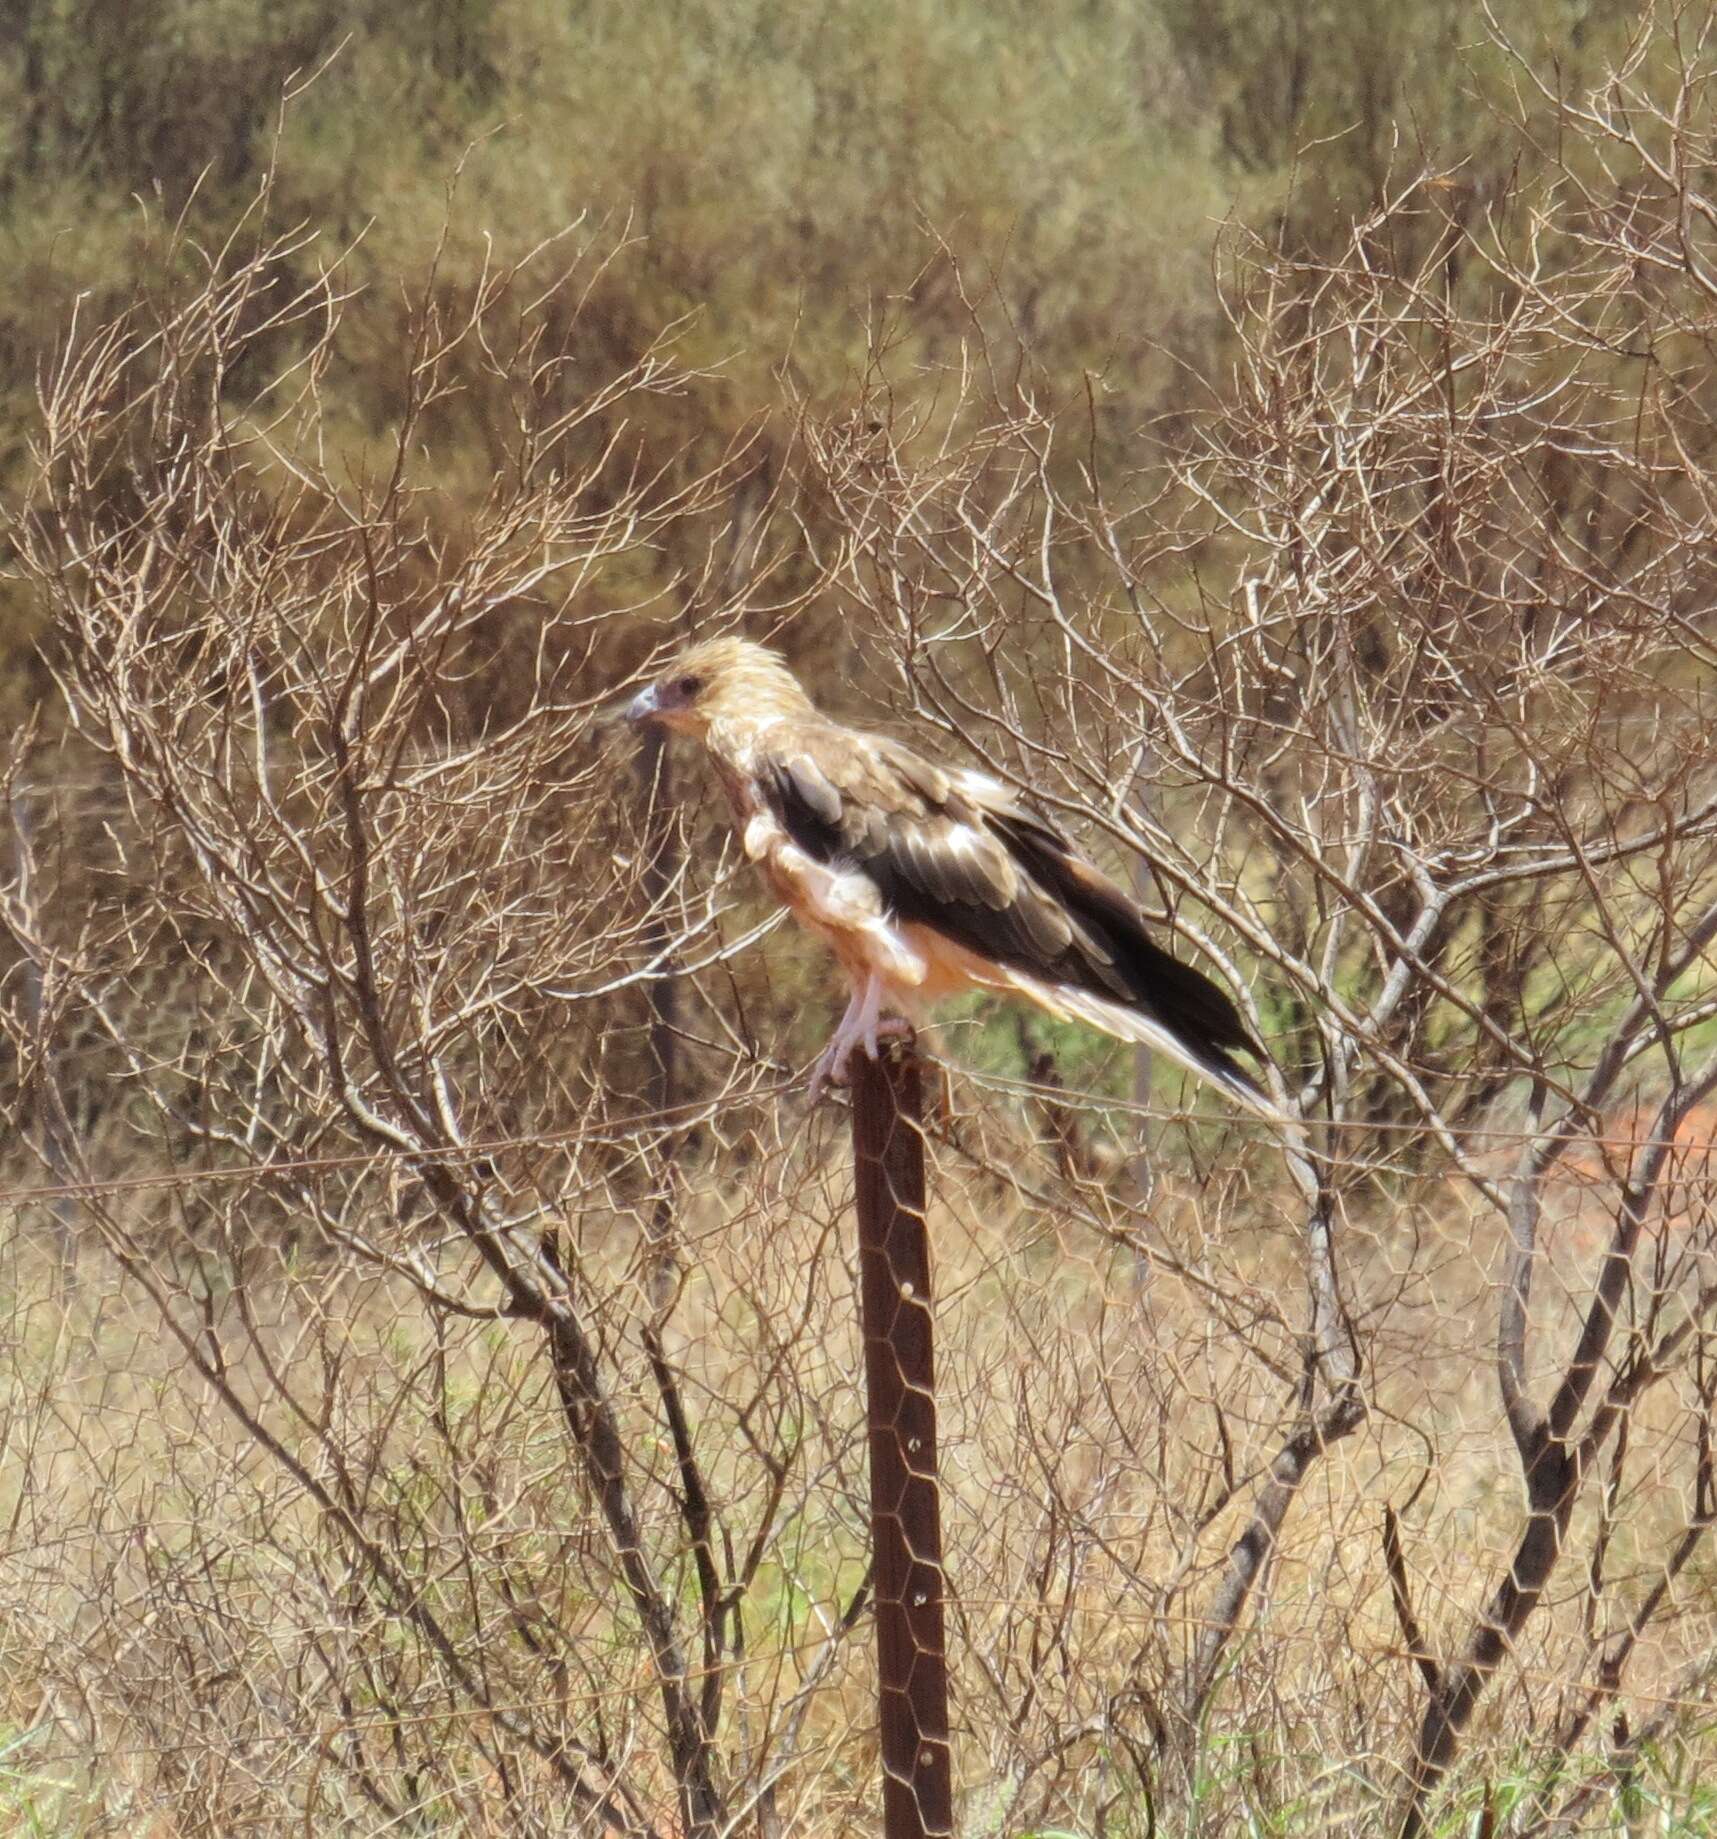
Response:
[757,720,1267,1095]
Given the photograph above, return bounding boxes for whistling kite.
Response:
[626,638,1277,1115]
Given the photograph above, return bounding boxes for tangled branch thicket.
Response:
[6,21,1717,1837]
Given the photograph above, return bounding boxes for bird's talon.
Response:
[865,1016,913,1060]
[807,1039,858,1104]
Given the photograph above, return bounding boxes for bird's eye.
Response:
[675,674,703,698]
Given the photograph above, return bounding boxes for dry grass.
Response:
[4,1091,1716,1835]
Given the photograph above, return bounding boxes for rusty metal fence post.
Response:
[849,1044,953,1839]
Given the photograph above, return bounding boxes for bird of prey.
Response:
[626,637,1278,1116]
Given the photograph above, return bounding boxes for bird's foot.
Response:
[863,1014,914,1059]
[806,1038,850,1108]
[806,1013,864,1105]
[806,1001,914,1104]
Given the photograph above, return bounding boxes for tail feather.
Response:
[1001,969,1286,1123]
[990,817,1269,1066]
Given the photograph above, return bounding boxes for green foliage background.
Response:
[0,0,1635,709]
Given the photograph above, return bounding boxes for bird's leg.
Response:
[808,973,913,1102]
[807,985,867,1104]
[859,976,914,1061]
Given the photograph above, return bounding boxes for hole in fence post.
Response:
[850,1041,953,1839]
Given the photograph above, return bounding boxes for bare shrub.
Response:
[799,16,1717,1832]
[6,15,1717,1839]
[2,208,856,1837]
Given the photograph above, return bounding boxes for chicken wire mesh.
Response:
[6,42,1717,1833]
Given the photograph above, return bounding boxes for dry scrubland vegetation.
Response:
[7,3,1717,1834]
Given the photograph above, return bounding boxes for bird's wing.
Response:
[753,720,1274,1110]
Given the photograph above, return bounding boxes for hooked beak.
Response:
[623,684,662,726]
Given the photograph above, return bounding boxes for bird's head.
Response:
[624,637,813,740]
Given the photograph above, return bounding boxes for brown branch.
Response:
[1499,1082,1551,1460]
[1399,1055,1717,1836]
[1383,1504,1440,1696]
[1184,1190,1365,1724]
